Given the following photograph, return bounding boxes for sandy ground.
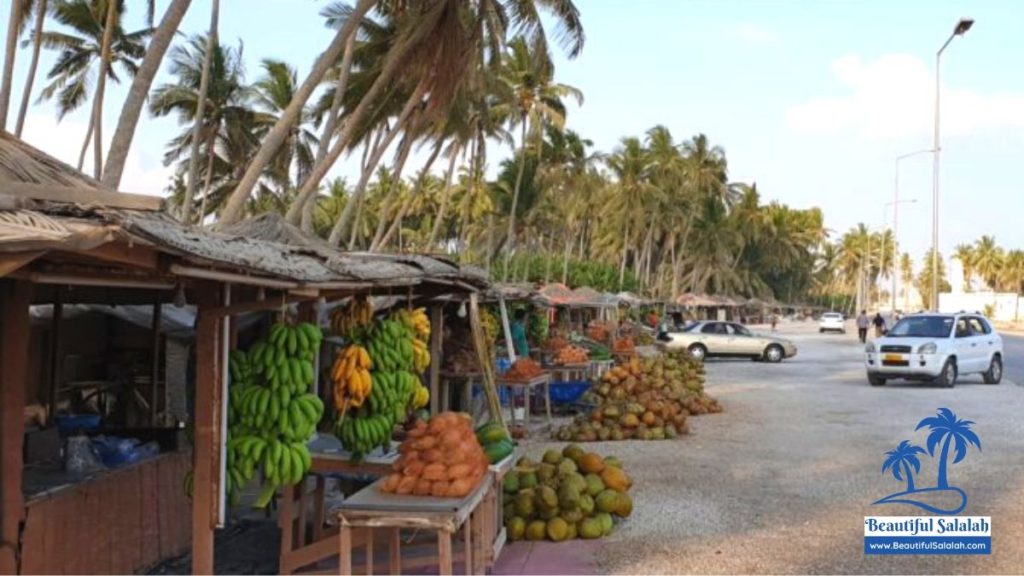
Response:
[519,321,1024,574]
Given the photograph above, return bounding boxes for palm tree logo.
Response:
[874,408,980,515]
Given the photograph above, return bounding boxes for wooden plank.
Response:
[0,182,164,211]
[0,250,43,278]
[192,303,221,575]
[438,531,452,576]
[389,528,401,575]
[428,305,443,415]
[79,241,160,270]
[117,467,143,573]
[19,502,45,575]
[0,280,31,574]
[151,301,162,425]
[47,289,63,420]
[140,454,160,566]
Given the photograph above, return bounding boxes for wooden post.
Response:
[47,288,63,421]
[192,290,222,575]
[468,294,504,429]
[150,301,162,426]
[0,280,32,574]
[428,305,443,415]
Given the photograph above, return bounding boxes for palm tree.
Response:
[497,36,582,277]
[181,0,217,224]
[15,0,50,137]
[953,243,975,291]
[0,0,27,130]
[1000,249,1024,297]
[37,0,152,171]
[102,0,192,189]
[250,58,318,193]
[972,235,1004,290]
[915,407,981,489]
[899,252,913,311]
[882,440,926,493]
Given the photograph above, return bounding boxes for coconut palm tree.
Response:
[882,440,926,493]
[953,243,976,292]
[0,0,27,130]
[102,0,192,189]
[1000,249,1024,296]
[250,58,318,193]
[900,252,913,311]
[915,407,981,489]
[37,0,152,171]
[972,235,1004,291]
[14,0,50,137]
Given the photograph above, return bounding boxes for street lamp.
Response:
[883,198,918,314]
[893,149,933,313]
[932,17,974,311]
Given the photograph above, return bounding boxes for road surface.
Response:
[523,321,1024,574]
[1001,332,1024,386]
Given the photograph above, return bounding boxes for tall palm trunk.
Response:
[368,134,415,250]
[378,139,444,251]
[502,120,529,281]
[0,0,24,130]
[619,222,630,289]
[425,142,460,248]
[77,114,95,171]
[14,0,46,137]
[182,0,218,224]
[102,0,192,188]
[218,0,376,225]
[325,78,427,246]
[196,130,216,224]
[288,32,356,225]
[89,0,118,179]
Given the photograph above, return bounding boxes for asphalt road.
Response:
[521,322,1024,574]
[1001,332,1024,386]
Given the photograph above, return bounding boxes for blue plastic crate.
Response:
[549,381,591,404]
[55,414,101,433]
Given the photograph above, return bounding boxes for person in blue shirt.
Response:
[510,309,530,358]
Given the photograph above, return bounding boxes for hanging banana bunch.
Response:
[330,344,373,412]
[330,295,374,337]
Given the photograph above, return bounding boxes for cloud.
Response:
[786,54,1024,140]
[18,113,173,196]
[729,23,779,45]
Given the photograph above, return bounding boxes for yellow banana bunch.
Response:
[330,296,374,336]
[412,338,430,373]
[331,345,373,411]
[411,384,430,409]
[408,307,430,341]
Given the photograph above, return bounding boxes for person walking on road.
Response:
[856,310,870,343]
[770,314,778,332]
[872,312,887,338]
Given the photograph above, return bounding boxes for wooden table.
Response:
[438,371,482,413]
[336,473,494,576]
[496,373,552,429]
[279,440,398,575]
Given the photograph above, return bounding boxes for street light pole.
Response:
[931,17,974,311]
[883,198,917,313]
[893,150,932,313]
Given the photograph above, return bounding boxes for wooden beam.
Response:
[150,301,162,426]
[429,305,443,415]
[469,294,504,429]
[201,293,317,319]
[47,288,63,421]
[0,280,32,574]
[192,289,221,576]
[0,251,43,278]
[79,242,160,270]
[0,183,164,211]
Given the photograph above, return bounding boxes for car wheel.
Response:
[868,373,886,386]
[687,344,707,362]
[934,359,957,388]
[763,344,784,363]
[983,355,1002,385]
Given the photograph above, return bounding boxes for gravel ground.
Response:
[519,322,1024,574]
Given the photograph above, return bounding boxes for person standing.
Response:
[872,312,887,338]
[856,310,870,343]
[770,314,778,332]
[509,309,530,359]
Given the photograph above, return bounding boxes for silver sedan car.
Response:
[657,321,798,363]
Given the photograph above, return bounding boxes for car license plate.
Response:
[883,354,902,362]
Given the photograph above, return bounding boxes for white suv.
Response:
[818,312,846,334]
[864,312,1003,387]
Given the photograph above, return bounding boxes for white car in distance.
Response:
[818,312,846,334]
[864,312,1003,387]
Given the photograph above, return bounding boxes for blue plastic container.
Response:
[548,381,591,404]
[55,414,101,433]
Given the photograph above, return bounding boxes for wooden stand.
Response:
[496,374,552,430]
[438,372,482,413]
[547,363,589,383]
[336,474,495,576]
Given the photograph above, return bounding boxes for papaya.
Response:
[596,489,619,514]
[579,453,605,474]
[475,422,508,445]
[615,492,633,518]
[484,439,514,464]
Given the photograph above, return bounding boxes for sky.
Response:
[3,0,1023,271]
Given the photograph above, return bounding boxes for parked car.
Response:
[864,312,1003,387]
[818,312,846,334]
[657,321,797,362]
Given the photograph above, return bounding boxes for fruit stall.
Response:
[0,136,496,575]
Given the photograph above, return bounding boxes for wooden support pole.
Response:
[469,294,504,429]
[428,305,443,415]
[192,290,222,576]
[0,280,32,574]
[47,288,63,421]
[150,301,162,426]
